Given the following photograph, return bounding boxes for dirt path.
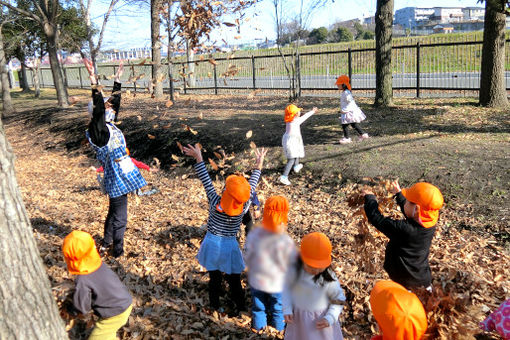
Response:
[3,89,509,339]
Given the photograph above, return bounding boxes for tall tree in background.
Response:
[479,0,509,108]
[78,0,119,70]
[0,0,70,107]
[374,0,393,107]
[0,118,68,338]
[151,0,163,98]
[0,12,15,115]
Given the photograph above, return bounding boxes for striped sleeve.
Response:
[248,169,261,191]
[193,161,220,203]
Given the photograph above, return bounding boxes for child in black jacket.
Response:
[363,180,444,290]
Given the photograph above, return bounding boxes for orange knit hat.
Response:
[218,175,251,216]
[262,196,289,233]
[62,230,102,275]
[300,232,332,268]
[401,182,444,228]
[370,280,428,340]
[284,104,302,123]
[335,75,352,90]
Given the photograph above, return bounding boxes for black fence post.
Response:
[348,48,352,84]
[416,42,420,98]
[182,63,187,94]
[251,55,256,90]
[79,67,84,88]
[213,63,218,95]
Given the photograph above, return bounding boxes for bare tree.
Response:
[0,0,70,107]
[479,0,509,108]
[79,0,120,69]
[151,0,163,98]
[273,0,328,100]
[0,117,68,338]
[0,18,15,116]
[374,0,394,107]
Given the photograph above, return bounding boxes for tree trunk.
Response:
[19,62,30,92]
[186,41,195,87]
[0,26,14,116]
[32,59,41,98]
[167,29,174,101]
[0,120,68,339]
[45,24,69,108]
[479,0,508,108]
[374,0,394,107]
[151,0,163,98]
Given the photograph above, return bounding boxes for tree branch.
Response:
[93,0,119,55]
[0,1,42,23]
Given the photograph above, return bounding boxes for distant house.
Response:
[462,7,485,20]
[432,24,454,34]
[429,7,463,23]
[394,7,435,28]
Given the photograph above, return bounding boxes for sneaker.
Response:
[279,175,291,186]
[359,133,369,140]
[293,164,303,173]
[339,138,352,144]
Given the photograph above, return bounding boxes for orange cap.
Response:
[401,182,444,228]
[370,280,427,340]
[284,104,302,123]
[62,230,102,275]
[300,232,332,268]
[219,175,251,216]
[262,196,289,233]
[335,75,352,90]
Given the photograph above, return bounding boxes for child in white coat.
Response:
[336,75,369,144]
[280,104,318,185]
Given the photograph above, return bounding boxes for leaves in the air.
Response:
[147,134,156,139]
[176,141,184,153]
[208,158,219,170]
[245,130,252,139]
[182,124,198,135]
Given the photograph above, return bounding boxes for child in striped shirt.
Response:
[183,143,267,316]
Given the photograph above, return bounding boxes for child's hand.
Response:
[83,58,97,84]
[315,318,330,329]
[284,314,294,324]
[389,179,401,195]
[312,107,319,113]
[115,61,124,82]
[182,143,203,163]
[254,147,267,170]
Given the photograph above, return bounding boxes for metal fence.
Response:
[26,39,510,98]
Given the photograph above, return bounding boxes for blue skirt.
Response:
[196,232,245,274]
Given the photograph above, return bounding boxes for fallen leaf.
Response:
[137,115,142,121]
[148,134,156,139]
[171,154,180,161]
[249,141,257,149]
[245,130,253,139]
[166,100,173,108]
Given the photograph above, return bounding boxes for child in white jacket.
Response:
[336,75,369,144]
[244,196,296,332]
[283,232,346,340]
[280,104,318,185]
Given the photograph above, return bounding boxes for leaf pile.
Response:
[4,92,509,340]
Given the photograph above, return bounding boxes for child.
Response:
[62,230,132,340]
[84,58,147,258]
[95,148,159,196]
[369,280,427,340]
[280,104,318,186]
[363,180,444,290]
[480,299,510,339]
[335,75,369,144]
[283,232,346,340]
[244,196,296,332]
[182,143,267,316]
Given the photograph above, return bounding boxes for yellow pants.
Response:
[89,304,132,340]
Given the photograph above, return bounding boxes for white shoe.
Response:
[293,164,303,173]
[279,175,291,186]
[359,133,369,140]
[339,138,352,144]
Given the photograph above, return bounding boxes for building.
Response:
[432,24,454,34]
[394,7,435,28]
[463,7,485,20]
[429,7,464,23]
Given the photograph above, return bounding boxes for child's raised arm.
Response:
[183,144,218,202]
[294,107,318,125]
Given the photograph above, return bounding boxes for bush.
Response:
[308,27,328,45]
[329,27,353,42]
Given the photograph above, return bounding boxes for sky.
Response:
[91,0,482,50]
